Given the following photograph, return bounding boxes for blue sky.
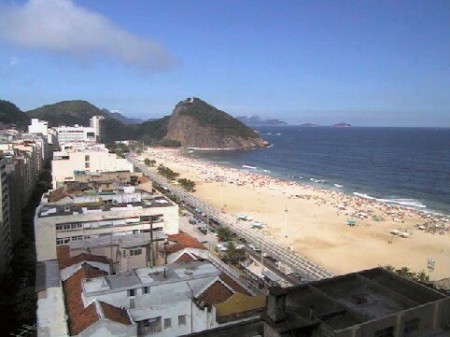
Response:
[0,0,449,126]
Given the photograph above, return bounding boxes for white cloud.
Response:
[0,0,177,70]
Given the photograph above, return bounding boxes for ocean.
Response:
[190,126,450,215]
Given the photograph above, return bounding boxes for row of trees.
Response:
[384,265,430,282]
[153,164,196,192]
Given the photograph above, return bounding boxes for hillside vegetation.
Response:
[0,100,30,128]
[1,97,266,149]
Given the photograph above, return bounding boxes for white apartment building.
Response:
[55,115,104,146]
[34,184,179,262]
[28,118,48,135]
[51,145,134,188]
[55,124,96,144]
[90,115,105,142]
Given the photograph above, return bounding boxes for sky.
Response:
[0,0,449,126]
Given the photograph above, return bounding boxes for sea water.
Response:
[191,126,450,215]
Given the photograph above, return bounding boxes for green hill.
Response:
[27,100,105,127]
[16,98,266,149]
[0,100,30,129]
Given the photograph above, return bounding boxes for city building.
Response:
[34,181,179,262]
[90,115,105,143]
[263,267,450,337]
[0,156,13,273]
[51,144,134,188]
[55,115,103,146]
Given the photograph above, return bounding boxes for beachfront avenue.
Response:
[126,153,333,282]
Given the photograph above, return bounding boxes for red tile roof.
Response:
[63,265,106,335]
[59,252,131,335]
[196,272,251,307]
[166,233,206,253]
[57,245,110,270]
[48,187,72,202]
[100,301,131,325]
[219,272,250,296]
[174,252,197,263]
[197,280,234,306]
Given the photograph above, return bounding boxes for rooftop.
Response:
[38,185,173,218]
[83,261,219,296]
[283,268,447,331]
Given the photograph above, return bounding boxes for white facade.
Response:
[51,146,134,188]
[90,115,105,142]
[55,125,96,144]
[34,188,179,262]
[29,118,49,136]
[82,261,222,336]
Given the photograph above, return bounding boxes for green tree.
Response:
[222,242,246,265]
[415,270,430,282]
[217,227,234,242]
[396,266,413,278]
[178,178,196,192]
[383,265,395,272]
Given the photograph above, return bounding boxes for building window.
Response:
[85,155,90,161]
[127,289,135,297]
[178,315,186,326]
[85,162,90,169]
[56,238,64,245]
[56,224,63,231]
[143,286,150,294]
[71,235,83,241]
[404,318,420,335]
[138,317,161,334]
[375,326,394,337]
[63,224,71,230]
[130,248,142,256]
[71,223,82,229]
[164,318,171,329]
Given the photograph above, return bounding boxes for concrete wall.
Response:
[79,320,136,337]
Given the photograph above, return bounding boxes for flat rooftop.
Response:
[38,195,173,218]
[285,268,447,331]
[82,261,219,296]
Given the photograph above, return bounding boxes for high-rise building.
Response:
[0,157,12,274]
[90,115,105,142]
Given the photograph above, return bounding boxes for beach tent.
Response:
[347,220,356,226]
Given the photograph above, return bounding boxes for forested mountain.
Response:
[1,98,266,149]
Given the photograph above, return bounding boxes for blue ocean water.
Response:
[191,127,450,215]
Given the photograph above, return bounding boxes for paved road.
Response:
[128,154,333,282]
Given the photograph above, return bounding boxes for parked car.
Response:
[248,244,261,252]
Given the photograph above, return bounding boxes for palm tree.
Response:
[397,266,412,278]
[416,270,430,282]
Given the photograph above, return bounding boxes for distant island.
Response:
[333,123,352,128]
[236,115,288,127]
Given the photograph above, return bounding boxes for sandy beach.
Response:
[140,148,450,281]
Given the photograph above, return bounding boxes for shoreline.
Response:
[188,150,448,218]
[140,148,450,281]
